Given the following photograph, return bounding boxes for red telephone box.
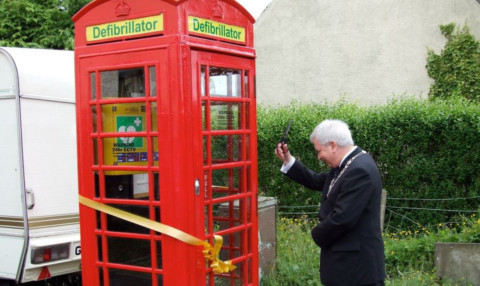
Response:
[73,0,258,285]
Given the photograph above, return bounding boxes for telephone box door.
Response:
[192,50,258,286]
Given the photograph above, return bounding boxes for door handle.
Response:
[26,188,35,209]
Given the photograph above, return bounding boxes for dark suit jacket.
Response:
[285,147,385,286]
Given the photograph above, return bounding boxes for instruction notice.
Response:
[102,103,158,175]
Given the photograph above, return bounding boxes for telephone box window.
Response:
[201,65,206,97]
[203,136,208,165]
[105,204,150,233]
[101,103,147,133]
[202,102,208,130]
[101,137,149,169]
[97,172,150,200]
[210,102,241,130]
[90,72,96,99]
[149,66,157,97]
[101,68,145,98]
[109,269,153,285]
[107,237,151,267]
[152,137,159,166]
[245,102,250,129]
[211,168,242,198]
[92,139,98,165]
[91,106,98,132]
[209,67,241,97]
[211,135,241,163]
[150,102,158,132]
[213,199,245,228]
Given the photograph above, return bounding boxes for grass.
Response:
[261,214,480,286]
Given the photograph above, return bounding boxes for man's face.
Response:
[313,139,336,168]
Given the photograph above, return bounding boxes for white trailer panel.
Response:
[0,47,80,284]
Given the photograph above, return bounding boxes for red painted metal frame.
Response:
[74,0,257,285]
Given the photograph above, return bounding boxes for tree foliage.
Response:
[426,23,480,101]
[0,0,90,50]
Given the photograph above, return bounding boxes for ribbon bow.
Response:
[202,236,237,274]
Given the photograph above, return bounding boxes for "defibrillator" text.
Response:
[86,14,164,42]
[188,16,245,43]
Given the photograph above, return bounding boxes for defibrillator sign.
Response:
[86,14,164,43]
[188,16,245,43]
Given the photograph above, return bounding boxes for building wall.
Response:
[254,0,480,106]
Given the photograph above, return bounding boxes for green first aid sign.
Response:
[116,116,143,148]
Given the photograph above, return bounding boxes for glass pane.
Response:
[149,66,157,97]
[211,168,242,199]
[155,241,163,269]
[91,105,98,132]
[150,102,158,132]
[102,137,148,169]
[93,139,98,165]
[210,102,241,130]
[153,173,160,201]
[204,205,211,236]
[211,135,241,163]
[95,211,102,230]
[90,72,96,99]
[209,67,241,97]
[104,173,149,200]
[203,136,208,165]
[101,68,145,98]
[152,137,159,166]
[107,237,151,267]
[108,268,152,286]
[209,274,242,286]
[94,172,100,198]
[156,275,163,286]
[247,257,253,284]
[96,235,103,261]
[102,102,147,134]
[201,65,206,97]
[213,199,244,229]
[105,204,150,233]
[202,101,207,130]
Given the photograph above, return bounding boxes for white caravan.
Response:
[0,47,81,285]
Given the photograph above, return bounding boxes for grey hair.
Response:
[309,119,354,147]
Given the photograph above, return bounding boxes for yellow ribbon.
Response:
[78,195,236,274]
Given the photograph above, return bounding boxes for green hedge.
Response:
[257,98,480,228]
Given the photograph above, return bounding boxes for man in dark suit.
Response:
[275,119,385,286]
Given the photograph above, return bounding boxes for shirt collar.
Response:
[338,146,357,168]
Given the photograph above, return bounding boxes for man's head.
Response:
[309,119,354,168]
